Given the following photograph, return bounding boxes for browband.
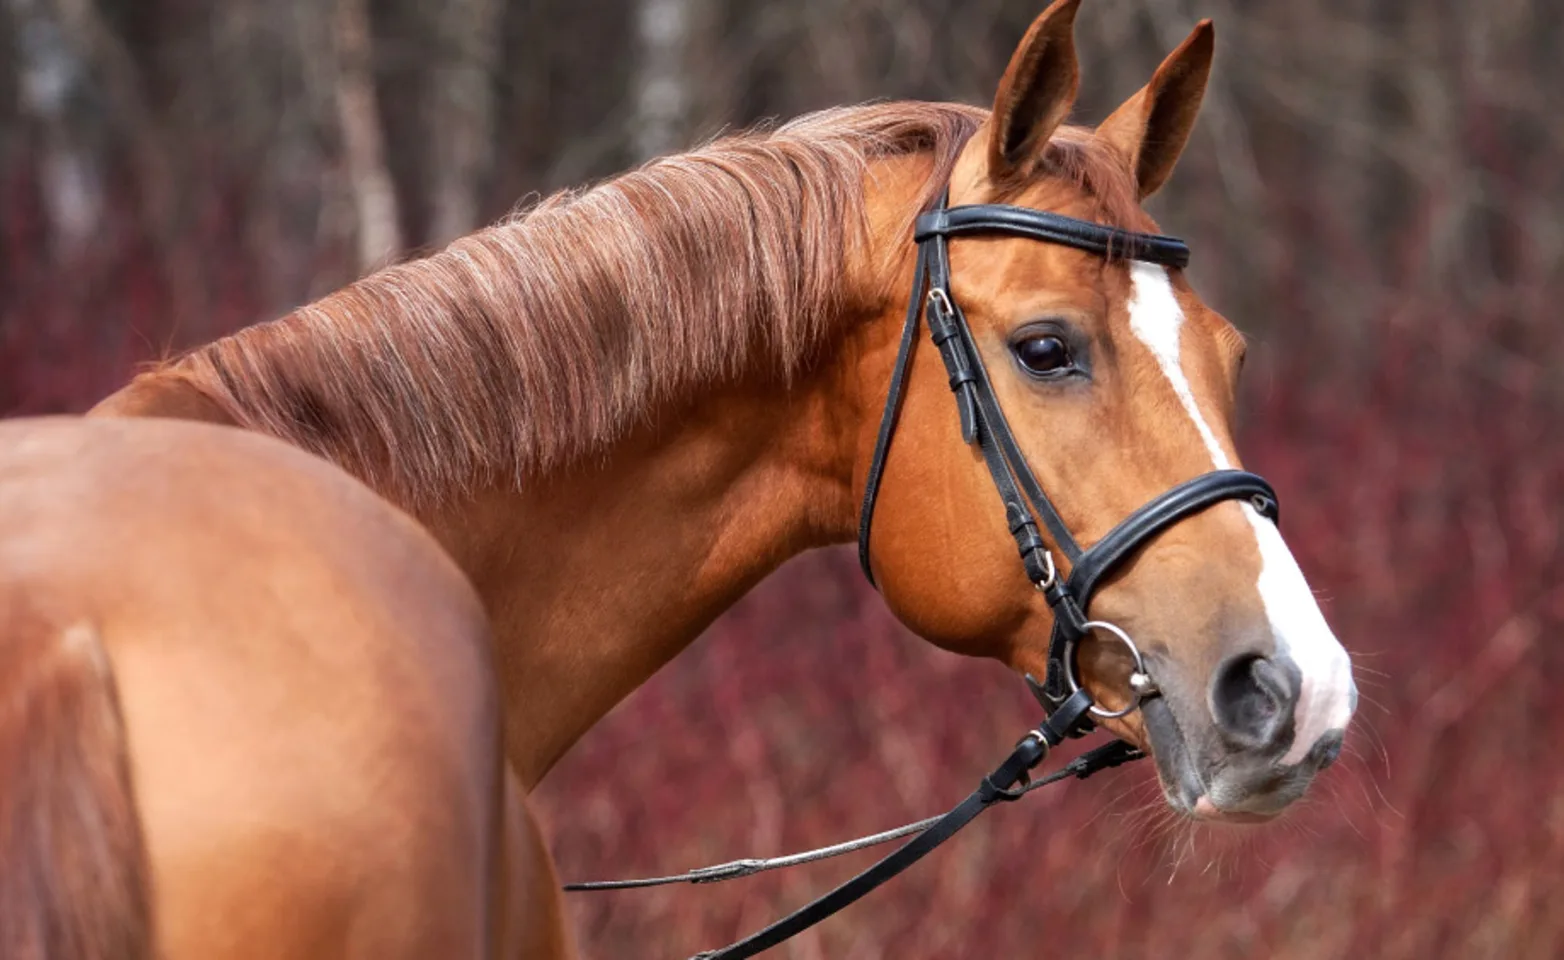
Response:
[914,203,1191,268]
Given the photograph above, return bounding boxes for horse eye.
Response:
[1014,334,1072,375]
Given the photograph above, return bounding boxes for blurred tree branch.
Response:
[424,0,502,245]
[48,0,207,329]
[5,0,99,258]
[633,0,691,161]
[333,0,401,272]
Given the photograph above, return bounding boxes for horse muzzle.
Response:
[1139,656,1347,823]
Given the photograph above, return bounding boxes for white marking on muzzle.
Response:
[1126,263,1355,766]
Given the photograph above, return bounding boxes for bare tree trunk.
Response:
[7,0,100,259]
[48,0,206,332]
[424,0,502,247]
[199,0,335,318]
[333,0,401,274]
[634,0,692,161]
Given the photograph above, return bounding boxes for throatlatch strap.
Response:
[856,246,930,586]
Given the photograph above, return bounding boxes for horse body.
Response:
[83,1,1358,954]
[0,416,569,960]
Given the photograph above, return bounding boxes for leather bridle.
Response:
[563,187,1285,960]
[858,188,1280,739]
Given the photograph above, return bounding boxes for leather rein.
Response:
[563,189,1283,960]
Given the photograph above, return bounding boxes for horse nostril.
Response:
[1209,653,1296,750]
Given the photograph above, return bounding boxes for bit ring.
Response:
[1063,620,1157,719]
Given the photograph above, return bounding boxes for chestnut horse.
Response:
[88,0,1356,954]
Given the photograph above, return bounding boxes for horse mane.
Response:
[163,101,1141,506]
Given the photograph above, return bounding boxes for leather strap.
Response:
[915,204,1191,268]
[1064,470,1278,607]
[691,693,1140,960]
[857,195,1188,585]
[925,229,1083,565]
[1036,469,1279,708]
[856,247,928,587]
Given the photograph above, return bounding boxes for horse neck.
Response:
[456,170,928,787]
[420,361,875,788]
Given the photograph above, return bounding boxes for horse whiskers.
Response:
[1162,820,1202,885]
[1345,660,1392,680]
[1349,686,1392,717]
[1126,808,1179,851]
[1348,713,1393,775]
[1333,750,1399,829]
[1115,785,1181,847]
[1079,772,1158,833]
[1142,806,1190,860]
[1317,779,1371,843]
[1090,776,1165,832]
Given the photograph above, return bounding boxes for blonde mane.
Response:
[166,101,1140,505]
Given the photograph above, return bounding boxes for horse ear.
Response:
[987,0,1083,182]
[1096,19,1215,200]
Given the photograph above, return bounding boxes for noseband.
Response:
[564,188,1285,960]
[857,189,1280,739]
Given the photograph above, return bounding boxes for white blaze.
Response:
[1126,262,1355,765]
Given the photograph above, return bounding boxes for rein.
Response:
[562,189,1282,960]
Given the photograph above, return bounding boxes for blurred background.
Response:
[3,0,1562,956]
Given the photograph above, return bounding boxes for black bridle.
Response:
[858,189,1280,736]
[563,189,1283,960]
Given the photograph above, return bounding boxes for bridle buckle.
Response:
[926,287,954,317]
[1030,548,1057,592]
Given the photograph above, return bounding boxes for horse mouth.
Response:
[1191,797,1277,824]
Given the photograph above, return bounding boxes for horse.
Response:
[89,0,1357,953]
[0,415,573,960]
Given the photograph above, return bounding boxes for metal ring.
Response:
[1063,620,1153,719]
[926,287,954,316]
[1030,549,1057,592]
